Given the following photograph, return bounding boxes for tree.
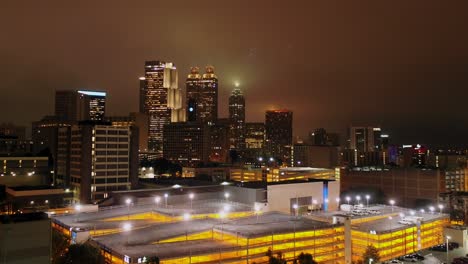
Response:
[266,249,287,264]
[144,256,160,264]
[362,244,380,264]
[294,252,318,264]
[51,229,69,263]
[56,242,104,264]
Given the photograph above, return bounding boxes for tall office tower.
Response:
[56,124,138,203]
[55,90,107,122]
[309,128,328,146]
[140,61,184,155]
[265,109,293,162]
[209,118,230,163]
[228,87,245,151]
[186,67,202,122]
[77,90,106,121]
[186,66,218,125]
[349,126,381,152]
[55,90,79,121]
[163,122,210,166]
[244,122,265,161]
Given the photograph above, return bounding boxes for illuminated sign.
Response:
[77,90,106,97]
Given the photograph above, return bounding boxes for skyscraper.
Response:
[186,66,218,125]
[228,87,245,151]
[265,109,293,162]
[77,90,106,121]
[163,122,210,166]
[244,122,265,161]
[140,61,183,154]
[349,126,381,152]
[55,90,106,122]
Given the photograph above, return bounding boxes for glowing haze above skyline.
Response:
[1,0,468,146]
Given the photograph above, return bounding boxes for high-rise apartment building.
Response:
[163,122,210,166]
[139,61,184,155]
[228,87,245,150]
[55,90,106,122]
[265,110,293,162]
[186,66,218,125]
[56,124,138,203]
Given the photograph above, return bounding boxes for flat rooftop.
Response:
[311,205,449,233]
[53,199,253,231]
[91,211,336,259]
[219,212,334,238]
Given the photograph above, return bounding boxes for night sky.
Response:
[1,1,468,146]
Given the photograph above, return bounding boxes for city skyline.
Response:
[1,1,468,146]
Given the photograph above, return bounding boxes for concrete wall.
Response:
[267,181,340,213]
[224,186,265,205]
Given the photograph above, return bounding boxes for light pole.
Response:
[365,195,370,207]
[74,204,81,222]
[125,198,131,220]
[356,195,361,206]
[346,196,351,205]
[429,206,435,214]
[254,204,261,223]
[164,193,168,208]
[224,192,230,203]
[438,204,444,214]
[389,199,395,212]
[123,222,132,246]
[369,258,373,264]
[189,193,194,210]
[293,203,299,218]
[446,235,451,263]
[154,196,161,210]
[420,209,425,214]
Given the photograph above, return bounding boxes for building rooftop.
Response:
[218,212,334,238]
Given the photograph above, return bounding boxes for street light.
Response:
[293,203,299,218]
[254,204,261,223]
[420,209,425,214]
[164,193,168,208]
[123,222,132,246]
[389,199,395,212]
[346,196,351,205]
[410,210,415,216]
[438,204,444,214]
[74,204,81,222]
[429,206,435,214]
[183,213,191,221]
[224,192,230,203]
[154,196,161,209]
[189,193,194,209]
[125,198,132,220]
[356,195,361,206]
[446,235,451,264]
[365,195,370,207]
[369,258,373,264]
